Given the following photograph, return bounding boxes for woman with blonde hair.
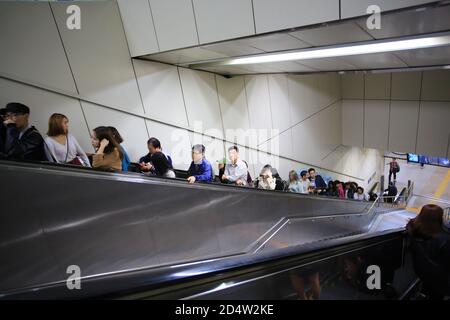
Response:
[44,113,90,166]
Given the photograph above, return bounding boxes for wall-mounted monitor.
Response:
[407,153,450,168]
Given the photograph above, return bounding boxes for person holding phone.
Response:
[91,126,123,172]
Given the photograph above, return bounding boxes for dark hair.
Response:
[47,113,68,136]
[147,137,161,149]
[93,126,123,159]
[357,187,364,193]
[228,145,239,153]
[151,151,171,176]
[192,144,205,154]
[300,170,307,177]
[108,126,123,144]
[406,204,444,239]
[308,168,315,173]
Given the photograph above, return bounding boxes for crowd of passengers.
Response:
[0,102,393,201]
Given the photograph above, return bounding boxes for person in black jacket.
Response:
[406,204,450,299]
[2,102,46,161]
[308,168,327,193]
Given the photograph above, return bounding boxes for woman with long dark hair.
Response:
[91,126,123,172]
[108,126,131,172]
[406,204,450,299]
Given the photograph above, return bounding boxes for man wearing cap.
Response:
[2,102,46,161]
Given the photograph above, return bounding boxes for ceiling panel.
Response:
[140,4,450,75]
[197,65,253,75]
[201,41,264,56]
[296,58,358,71]
[261,61,317,72]
[241,33,310,52]
[143,47,228,64]
[289,22,373,46]
[393,46,450,66]
[357,4,450,39]
[341,53,408,69]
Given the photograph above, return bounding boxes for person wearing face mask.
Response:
[2,102,46,161]
[186,144,213,184]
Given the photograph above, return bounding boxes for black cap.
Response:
[0,108,6,116]
[5,102,30,115]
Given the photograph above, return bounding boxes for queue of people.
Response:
[0,102,382,202]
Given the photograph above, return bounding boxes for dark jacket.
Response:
[0,120,6,155]
[187,158,213,182]
[309,174,327,190]
[408,231,450,299]
[4,124,46,161]
[140,152,173,168]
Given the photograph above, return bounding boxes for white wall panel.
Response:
[364,100,390,150]
[253,0,339,34]
[341,0,437,19]
[179,68,224,138]
[288,74,319,125]
[146,120,192,170]
[51,1,143,115]
[216,75,250,132]
[268,74,291,132]
[0,2,76,93]
[244,75,273,147]
[341,74,364,99]
[388,101,419,153]
[292,102,341,165]
[81,102,149,162]
[149,0,198,51]
[365,74,391,100]
[258,128,293,160]
[134,60,188,128]
[117,0,159,56]
[416,102,450,157]
[342,100,364,148]
[0,78,91,153]
[391,71,421,101]
[193,0,254,44]
[421,70,450,101]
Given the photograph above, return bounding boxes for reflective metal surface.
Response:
[0,160,405,297]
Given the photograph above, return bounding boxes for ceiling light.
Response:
[221,32,450,66]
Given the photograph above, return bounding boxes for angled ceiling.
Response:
[139,3,450,76]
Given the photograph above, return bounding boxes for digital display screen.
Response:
[407,153,450,168]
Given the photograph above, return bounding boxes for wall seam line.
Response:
[48,2,92,140]
[176,67,191,128]
[415,72,424,153]
[147,0,161,52]
[190,0,201,45]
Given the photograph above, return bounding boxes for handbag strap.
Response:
[64,135,69,163]
[43,139,59,163]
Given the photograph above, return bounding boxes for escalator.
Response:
[0,160,417,299]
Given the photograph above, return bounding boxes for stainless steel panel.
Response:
[0,161,395,294]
